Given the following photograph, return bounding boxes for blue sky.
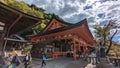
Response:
[17,0,120,42]
[112,36,120,42]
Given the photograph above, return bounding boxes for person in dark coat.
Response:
[11,54,21,68]
[23,53,31,68]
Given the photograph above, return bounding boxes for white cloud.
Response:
[17,0,120,41]
[17,0,120,22]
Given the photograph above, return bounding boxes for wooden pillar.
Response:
[60,44,62,53]
[85,45,88,56]
[73,38,76,60]
[52,47,54,53]
[0,27,6,56]
[70,44,73,51]
[52,43,57,58]
[52,43,55,58]
[83,44,87,57]
[3,15,22,56]
[83,44,86,57]
[78,42,81,51]
[70,39,73,50]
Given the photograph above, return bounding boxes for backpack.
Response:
[7,62,12,68]
[42,56,46,61]
[29,57,32,63]
[11,56,20,66]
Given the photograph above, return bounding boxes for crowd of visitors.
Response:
[0,42,115,68]
[1,48,47,68]
[2,48,32,68]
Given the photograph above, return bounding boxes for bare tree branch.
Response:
[106,29,118,55]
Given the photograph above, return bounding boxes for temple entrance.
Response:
[31,39,73,59]
[44,45,53,58]
[31,43,54,58]
[31,38,90,60]
[54,40,70,53]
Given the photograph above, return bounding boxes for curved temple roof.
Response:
[31,15,96,45]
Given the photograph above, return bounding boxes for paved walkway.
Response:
[17,57,88,68]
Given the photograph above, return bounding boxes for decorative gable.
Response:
[43,18,68,32]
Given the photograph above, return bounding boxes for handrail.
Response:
[109,58,120,67]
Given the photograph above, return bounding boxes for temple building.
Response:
[30,15,96,60]
[0,2,41,56]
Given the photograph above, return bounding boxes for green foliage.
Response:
[0,0,7,4]
[32,14,53,34]
[6,0,53,36]
[44,14,52,24]
[94,26,104,38]
[2,0,53,52]
[94,20,118,55]
[40,22,46,29]
[94,26,110,39]
[23,43,33,52]
[6,0,44,18]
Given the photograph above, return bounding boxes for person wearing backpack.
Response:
[40,54,46,68]
[11,54,20,68]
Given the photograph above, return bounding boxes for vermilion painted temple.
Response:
[30,15,96,60]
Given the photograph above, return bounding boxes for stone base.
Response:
[99,58,110,63]
[96,58,114,68]
[96,63,114,68]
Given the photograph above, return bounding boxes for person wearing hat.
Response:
[11,48,17,56]
[11,48,21,68]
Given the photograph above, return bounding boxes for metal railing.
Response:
[109,58,120,68]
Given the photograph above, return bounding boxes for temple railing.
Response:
[109,58,120,68]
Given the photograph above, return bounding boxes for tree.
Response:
[94,20,119,55]
[1,0,53,54]
[6,0,52,36]
[0,0,7,4]
[6,0,44,18]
